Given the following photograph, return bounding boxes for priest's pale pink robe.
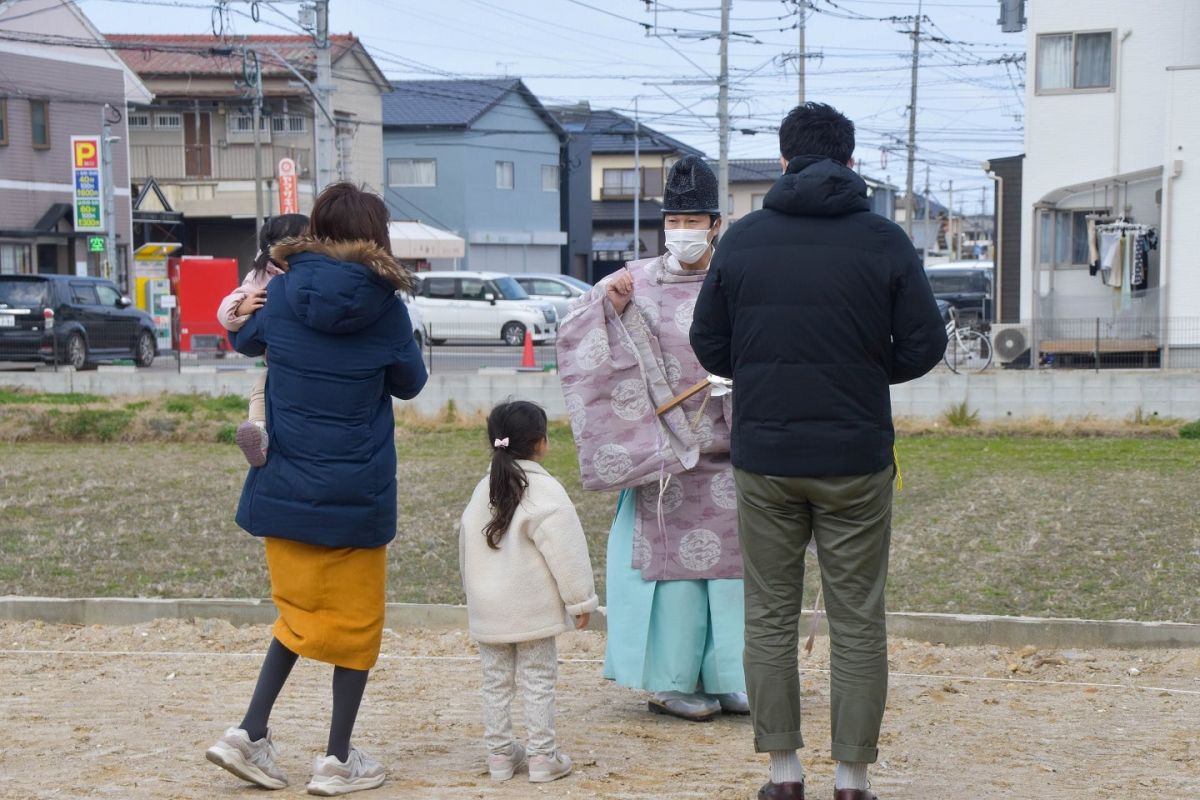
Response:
[556,255,741,581]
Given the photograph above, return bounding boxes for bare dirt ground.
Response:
[1,620,1197,799]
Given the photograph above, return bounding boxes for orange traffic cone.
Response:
[520,328,538,370]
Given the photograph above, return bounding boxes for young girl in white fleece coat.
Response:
[460,400,598,785]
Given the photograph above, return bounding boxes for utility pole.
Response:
[904,0,923,238]
[313,0,337,191]
[981,184,988,260]
[717,0,730,221]
[797,0,806,104]
[947,179,955,260]
[249,51,266,243]
[633,96,640,260]
[922,162,931,261]
[101,105,119,287]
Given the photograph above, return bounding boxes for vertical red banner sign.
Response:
[278,157,299,214]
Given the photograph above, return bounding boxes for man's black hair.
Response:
[779,102,855,164]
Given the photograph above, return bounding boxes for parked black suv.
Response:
[925,262,993,324]
[0,275,158,369]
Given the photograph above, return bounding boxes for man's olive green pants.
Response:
[733,466,893,764]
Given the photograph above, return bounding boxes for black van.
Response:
[0,275,158,369]
[925,262,993,323]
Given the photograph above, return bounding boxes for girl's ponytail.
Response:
[483,401,549,549]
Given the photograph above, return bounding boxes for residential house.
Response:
[722,159,778,224]
[953,213,996,261]
[0,0,151,289]
[1012,1,1200,365]
[109,33,389,271]
[382,79,566,273]
[551,105,704,283]
[894,193,949,255]
[551,102,593,282]
[721,158,898,225]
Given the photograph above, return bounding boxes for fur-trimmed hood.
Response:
[270,236,414,293]
[268,235,414,335]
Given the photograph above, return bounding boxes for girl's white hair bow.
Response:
[493,437,510,450]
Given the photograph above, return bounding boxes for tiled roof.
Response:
[383,79,515,127]
[717,158,898,190]
[383,79,564,136]
[106,34,360,78]
[716,158,781,183]
[549,106,704,157]
[897,193,949,215]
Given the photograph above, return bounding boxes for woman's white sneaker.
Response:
[487,741,527,781]
[205,727,288,789]
[528,751,573,783]
[306,747,385,796]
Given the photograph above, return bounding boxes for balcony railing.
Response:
[130,144,313,182]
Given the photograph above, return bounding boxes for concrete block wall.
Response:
[3,368,1200,422]
[887,371,1200,421]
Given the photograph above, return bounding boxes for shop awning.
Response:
[134,243,183,260]
[388,221,465,260]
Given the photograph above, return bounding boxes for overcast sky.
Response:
[78,0,1026,214]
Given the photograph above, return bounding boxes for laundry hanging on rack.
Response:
[1091,221,1157,298]
[1121,233,1134,308]
[1131,228,1158,291]
[1087,218,1100,276]
[1097,229,1122,286]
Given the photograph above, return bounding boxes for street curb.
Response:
[0,597,471,632]
[3,597,1199,649]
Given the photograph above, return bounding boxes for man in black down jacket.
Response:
[690,103,946,800]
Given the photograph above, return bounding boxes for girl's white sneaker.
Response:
[487,741,527,781]
[205,727,288,789]
[305,747,385,796]
[528,751,573,783]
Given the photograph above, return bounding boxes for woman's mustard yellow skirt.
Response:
[264,537,386,671]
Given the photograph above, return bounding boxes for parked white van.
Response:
[411,271,558,346]
[395,291,427,347]
[513,273,593,321]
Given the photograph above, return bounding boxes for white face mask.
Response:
[664,228,712,264]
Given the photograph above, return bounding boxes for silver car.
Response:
[513,273,593,321]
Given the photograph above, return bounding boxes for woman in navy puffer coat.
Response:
[205,183,426,795]
[231,228,425,547]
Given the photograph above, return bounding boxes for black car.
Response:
[936,298,953,325]
[0,275,158,369]
[925,262,993,323]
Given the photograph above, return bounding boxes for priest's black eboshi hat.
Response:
[662,155,720,215]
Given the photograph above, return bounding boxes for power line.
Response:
[561,0,651,31]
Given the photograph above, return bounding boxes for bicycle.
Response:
[943,307,993,374]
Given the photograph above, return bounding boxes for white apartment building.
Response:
[1018,1,1200,364]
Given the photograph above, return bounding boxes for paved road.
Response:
[0,342,560,376]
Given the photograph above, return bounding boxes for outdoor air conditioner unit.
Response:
[992,324,1030,365]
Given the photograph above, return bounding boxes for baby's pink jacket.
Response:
[216,263,285,332]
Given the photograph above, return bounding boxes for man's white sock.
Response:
[835,761,869,790]
[769,750,804,784]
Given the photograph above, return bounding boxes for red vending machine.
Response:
[168,256,240,353]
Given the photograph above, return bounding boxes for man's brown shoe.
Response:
[758,781,805,800]
[834,790,878,800]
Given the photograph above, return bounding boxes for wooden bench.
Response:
[1039,338,1159,367]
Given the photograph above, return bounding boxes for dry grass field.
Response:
[1,398,1198,621]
